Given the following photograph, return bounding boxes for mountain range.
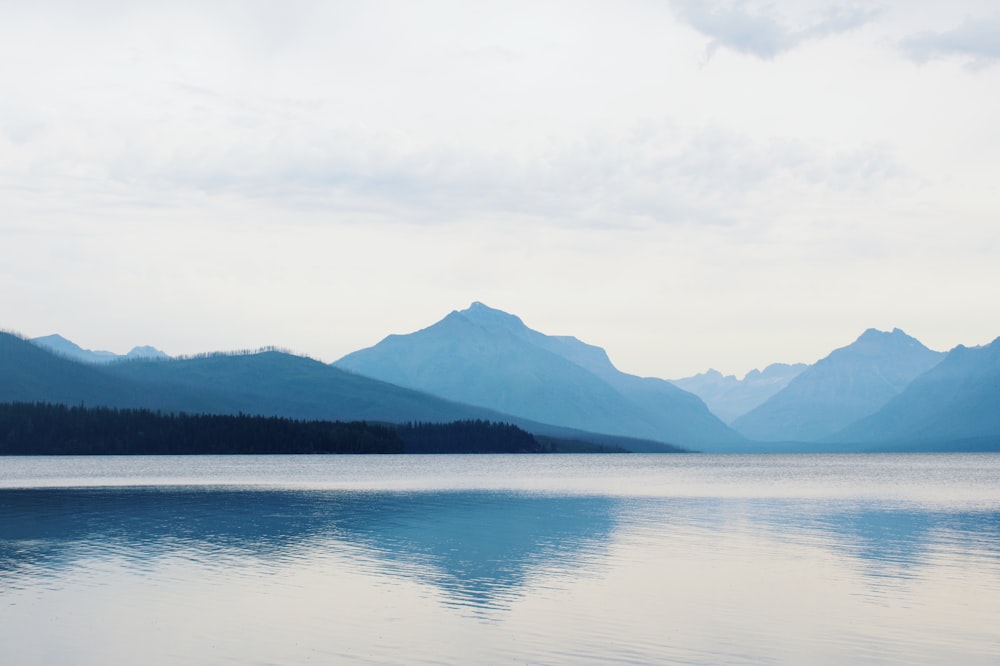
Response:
[0,330,681,453]
[731,328,946,443]
[335,302,743,449]
[3,302,999,452]
[834,336,1000,448]
[669,363,807,423]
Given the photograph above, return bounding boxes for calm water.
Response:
[2,454,999,665]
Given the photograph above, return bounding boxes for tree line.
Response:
[0,403,560,455]
[0,402,402,455]
[396,420,544,453]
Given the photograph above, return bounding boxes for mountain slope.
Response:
[103,350,511,424]
[833,337,1000,447]
[3,329,508,422]
[335,302,743,448]
[521,332,743,448]
[732,329,945,442]
[670,363,807,423]
[0,331,205,410]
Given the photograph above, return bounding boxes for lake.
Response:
[2,454,999,664]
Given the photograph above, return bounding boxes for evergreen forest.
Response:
[0,403,586,455]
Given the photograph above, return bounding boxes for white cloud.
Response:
[668,0,877,60]
[902,18,1000,68]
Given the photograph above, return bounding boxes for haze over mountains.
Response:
[670,363,807,424]
[3,302,999,452]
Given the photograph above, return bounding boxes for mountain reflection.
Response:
[0,488,618,611]
[822,507,1000,581]
[735,500,1000,586]
[2,489,999,612]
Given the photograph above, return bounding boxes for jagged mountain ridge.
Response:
[335,302,743,448]
[670,363,808,423]
[732,328,946,442]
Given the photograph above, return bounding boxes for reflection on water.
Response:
[0,489,617,612]
[1,455,1000,664]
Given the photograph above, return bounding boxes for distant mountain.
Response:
[670,363,807,423]
[125,345,171,360]
[731,329,945,442]
[833,337,1000,448]
[1,331,681,453]
[30,334,119,364]
[31,334,170,364]
[1,331,196,410]
[335,302,743,449]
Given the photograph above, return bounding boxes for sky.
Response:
[2,0,999,379]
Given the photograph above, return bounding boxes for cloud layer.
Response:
[2,1,999,377]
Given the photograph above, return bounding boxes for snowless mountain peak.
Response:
[858,327,892,341]
[125,345,170,360]
[856,327,919,344]
[457,302,528,330]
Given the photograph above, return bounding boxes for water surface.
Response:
[2,454,999,664]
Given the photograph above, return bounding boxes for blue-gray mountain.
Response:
[0,330,517,424]
[32,334,170,364]
[6,311,999,451]
[0,331,680,453]
[334,302,744,449]
[732,328,945,442]
[833,336,1000,448]
[670,363,807,423]
[1,330,177,409]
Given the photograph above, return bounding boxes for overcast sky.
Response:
[2,0,999,379]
